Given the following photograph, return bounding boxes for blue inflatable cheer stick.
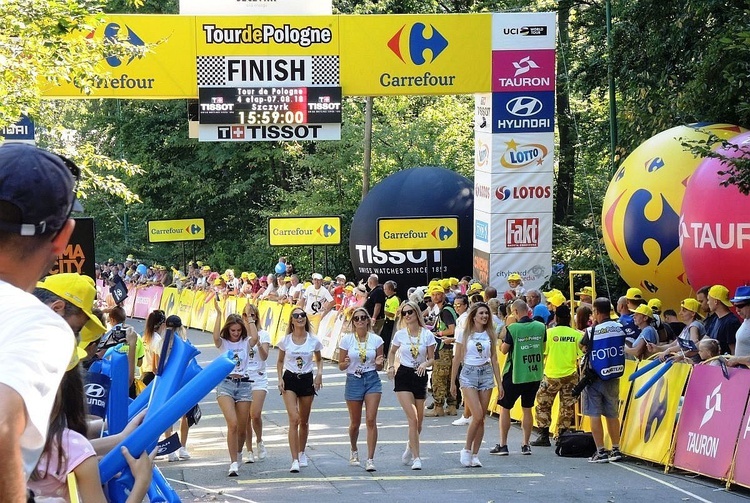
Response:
[635,359,674,399]
[99,353,234,483]
[628,358,662,381]
[105,351,130,435]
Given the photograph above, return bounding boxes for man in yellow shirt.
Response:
[531,305,583,446]
[381,280,400,356]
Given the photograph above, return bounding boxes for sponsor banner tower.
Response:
[473,12,556,292]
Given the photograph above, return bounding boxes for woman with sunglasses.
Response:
[450,302,500,468]
[277,308,324,473]
[337,307,385,472]
[212,298,259,477]
[241,303,271,463]
[386,301,436,470]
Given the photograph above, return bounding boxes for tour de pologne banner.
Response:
[672,365,750,480]
[620,360,691,464]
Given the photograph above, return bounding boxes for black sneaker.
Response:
[490,444,509,456]
[609,448,623,462]
[588,450,609,463]
[521,444,532,455]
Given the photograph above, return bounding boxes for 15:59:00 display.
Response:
[239,110,306,125]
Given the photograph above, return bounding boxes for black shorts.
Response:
[283,370,315,397]
[497,373,540,409]
[393,365,429,400]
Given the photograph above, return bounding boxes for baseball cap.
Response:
[248,272,257,280]
[467,282,483,294]
[312,273,323,280]
[576,286,594,297]
[708,285,732,307]
[166,315,182,328]
[626,287,643,301]
[543,288,562,298]
[336,274,346,280]
[680,298,704,318]
[508,273,522,281]
[428,285,444,296]
[284,276,292,282]
[630,304,653,319]
[547,293,566,307]
[0,143,82,236]
[201,265,211,271]
[240,272,249,279]
[36,273,106,336]
[647,298,662,311]
[323,276,332,282]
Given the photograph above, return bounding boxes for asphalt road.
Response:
[127,320,750,503]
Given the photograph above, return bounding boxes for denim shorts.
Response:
[216,378,253,402]
[345,370,382,401]
[459,362,495,391]
[582,378,620,418]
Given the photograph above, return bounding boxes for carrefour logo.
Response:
[499,138,549,169]
[388,23,448,64]
[86,23,156,91]
[99,23,145,67]
[381,23,455,89]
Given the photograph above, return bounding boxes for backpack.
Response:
[555,430,597,458]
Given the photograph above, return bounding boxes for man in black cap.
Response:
[0,143,82,500]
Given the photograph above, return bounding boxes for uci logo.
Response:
[387,23,448,65]
[85,383,106,398]
[506,96,543,117]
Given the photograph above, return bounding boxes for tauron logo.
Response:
[388,23,448,65]
[513,56,540,77]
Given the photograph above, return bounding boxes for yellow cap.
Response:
[708,285,732,307]
[543,288,562,298]
[323,276,332,282]
[626,287,643,301]
[440,279,451,291]
[681,298,704,318]
[202,265,211,271]
[647,298,662,311]
[630,304,653,318]
[241,272,249,279]
[284,276,292,282]
[428,285,444,296]
[467,282,483,293]
[449,277,459,286]
[36,274,106,337]
[508,273,522,281]
[576,286,594,297]
[547,293,566,307]
[248,272,257,280]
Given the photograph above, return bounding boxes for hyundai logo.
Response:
[506,96,543,117]
[85,383,106,398]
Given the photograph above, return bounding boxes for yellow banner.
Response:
[377,216,459,251]
[148,218,205,243]
[160,287,180,316]
[196,16,339,56]
[43,15,197,99]
[177,288,196,327]
[620,360,691,464]
[339,14,491,96]
[268,216,341,246]
[190,290,208,329]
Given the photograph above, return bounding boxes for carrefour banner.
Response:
[620,360,691,465]
[44,15,197,98]
[339,14,491,96]
[672,365,750,480]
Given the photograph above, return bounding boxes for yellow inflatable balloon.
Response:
[601,123,745,312]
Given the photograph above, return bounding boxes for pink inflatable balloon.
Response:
[680,131,750,297]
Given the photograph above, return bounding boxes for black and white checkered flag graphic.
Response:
[197,56,226,87]
[311,56,339,85]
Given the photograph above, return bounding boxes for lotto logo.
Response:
[506,218,539,248]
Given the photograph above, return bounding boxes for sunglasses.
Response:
[401,309,415,316]
[353,315,368,322]
[736,303,749,309]
[292,312,307,319]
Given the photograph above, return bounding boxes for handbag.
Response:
[555,430,597,457]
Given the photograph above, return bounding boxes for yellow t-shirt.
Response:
[543,325,583,378]
[384,295,400,320]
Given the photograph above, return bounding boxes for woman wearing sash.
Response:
[338,307,385,472]
[450,302,500,467]
[386,301,436,470]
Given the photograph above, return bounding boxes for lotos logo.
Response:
[506,96,544,117]
[475,183,491,200]
[97,23,145,67]
[496,185,551,201]
[475,221,489,242]
[499,138,549,169]
[388,23,448,65]
[506,218,539,248]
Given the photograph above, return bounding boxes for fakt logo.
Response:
[506,218,539,248]
[388,23,448,65]
[87,23,146,68]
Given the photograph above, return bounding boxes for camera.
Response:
[571,368,597,397]
[96,324,128,351]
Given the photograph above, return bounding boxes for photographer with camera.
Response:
[100,306,144,398]
[577,298,627,463]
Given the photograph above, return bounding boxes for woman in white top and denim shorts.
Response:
[241,303,271,463]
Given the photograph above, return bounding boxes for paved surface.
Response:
[128,321,750,503]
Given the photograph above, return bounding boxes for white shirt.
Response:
[0,279,75,480]
[339,332,384,375]
[302,285,333,315]
[247,330,271,378]
[457,330,493,366]
[278,332,323,374]
[392,327,436,368]
[220,338,252,377]
[735,319,750,357]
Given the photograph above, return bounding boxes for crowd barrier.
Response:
[101,282,750,489]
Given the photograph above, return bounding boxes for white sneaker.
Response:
[365,459,376,472]
[349,450,360,466]
[257,441,267,460]
[168,451,179,462]
[401,442,413,465]
[290,460,300,473]
[298,451,308,467]
[411,457,422,470]
[228,461,239,477]
[460,448,471,467]
[245,451,255,464]
[178,447,191,460]
[452,416,472,426]
[471,455,482,467]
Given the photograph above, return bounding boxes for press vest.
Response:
[588,320,626,380]
[504,320,545,383]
